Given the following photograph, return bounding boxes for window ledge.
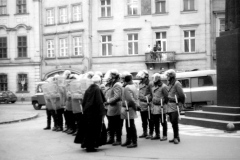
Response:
[16,91,29,93]
[124,15,140,18]
[70,20,83,23]
[57,22,69,25]
[71,55,84,58]
[0,14,9,17]
[14,57,30,60]
[58,56,70,59]
[14,13,30,16]
[152,12,169,16]
[98,16,113,20]
[45,57,56,60]
[181,10,198,14]
[44,24,56,27]
[0,58,10,60]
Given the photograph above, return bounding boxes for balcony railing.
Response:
[145,51,176,63]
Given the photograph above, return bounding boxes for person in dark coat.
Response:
[80,75,107,152]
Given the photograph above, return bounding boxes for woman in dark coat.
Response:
[79,75,107,152]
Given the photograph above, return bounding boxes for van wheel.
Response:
[33,102,42,110]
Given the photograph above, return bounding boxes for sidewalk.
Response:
[0,101,39,124]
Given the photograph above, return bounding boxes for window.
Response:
[155,0,166,13]
[184,30,195,52]
[155,32,167,51]
[72,4,82,21]
[178,79,189,88]
[0,74,7,91]
[101,0,111,17]
[18,36,27,57]
[128,34,138,55]
[127,0,138,15]
[0,37,7,58]
[183,0,194,11]
[73,36,82,56]
[46,9,54,25]
[101,35,112,56]
[220,18,225,32]
[0,0,7,15]
[46,40,55,58]
[59,7,68,23]
[59,38,68,57]
[198,76,213,87]
[16,0,26,14]
[18,74,28,91]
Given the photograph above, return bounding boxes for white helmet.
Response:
[94,71,103,77]
[86,71,94,79]
[121,71,131,79]
[110,69,119,76]
[63,70,71,78]
[136,70,149,79]
[152,73,162,83]
[92,75,101,83]
[166,69,176,78]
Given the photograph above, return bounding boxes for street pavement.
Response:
[0,102,240,160]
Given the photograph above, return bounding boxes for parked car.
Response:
[0,91,17,104]
[31,81,47,110]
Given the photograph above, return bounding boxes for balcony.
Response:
[145,51,176,70]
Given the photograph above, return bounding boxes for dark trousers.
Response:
[168,111,179,138]
[56,108,64,128]
[46,109,57,127]
[64,110,75,130]
[153,114,167,136]
[108,115,123,141]
[140,111,154,133]
[125,119,137,143]
[74,112,83,132]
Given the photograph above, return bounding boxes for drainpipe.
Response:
[39,0,43,80]
[88,0,92,71]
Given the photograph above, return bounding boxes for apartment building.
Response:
[0,0,41,100]
[41,0,90,79]
[91,0,213,75]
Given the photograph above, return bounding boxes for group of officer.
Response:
[42,68,185,150]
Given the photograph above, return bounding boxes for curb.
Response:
[0,113,39,125]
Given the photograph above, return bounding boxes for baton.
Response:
[161,99,164,123]
[175,95,181,120]
[125,101,130,128]
[146,96,150,119]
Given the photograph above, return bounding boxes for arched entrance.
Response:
[43,69,83,80]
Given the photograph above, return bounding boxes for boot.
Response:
[127,142,137,148]
[145,133,153,139]
[112,140,121,146]
[106,132,114,144]
[121,139,131,147]
[160,136,168,141]
[151,134,160,140]
[43,126,51,130]
[56,127,63,132]
[169,137,180,143]
[139,130,148,138]
[52,126,58,131]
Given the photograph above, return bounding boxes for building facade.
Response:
[211,0,225,69]
[41,0,91,80]
[0,0,225,100]
[0,0,41,100]
[91,0,213,75]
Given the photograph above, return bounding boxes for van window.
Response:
[198,76,213,87]
[178,79,189,88]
